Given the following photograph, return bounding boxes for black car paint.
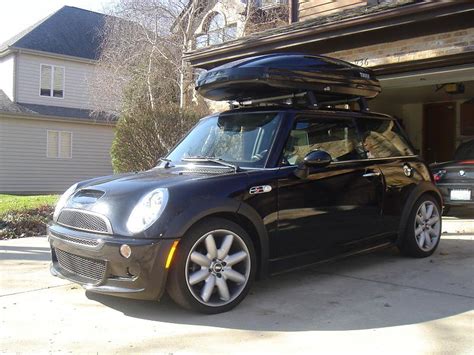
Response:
[49,107,441,300]
[431,160,474,209]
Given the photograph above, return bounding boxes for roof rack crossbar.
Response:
[236,92,307,106]
[230,91,371,111]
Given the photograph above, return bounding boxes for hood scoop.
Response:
[177,166,234,175]
[71,189,105,205]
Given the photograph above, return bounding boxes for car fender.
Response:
[397,181,443,245]
[161,197,269,279]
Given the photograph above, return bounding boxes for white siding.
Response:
[16,53,95,109]
[0,115,115,193]
[0,54,15,101]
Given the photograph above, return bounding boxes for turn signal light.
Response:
[165,240,179,269]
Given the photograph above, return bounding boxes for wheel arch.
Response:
[163,199,269,280]
[397,181,443,245]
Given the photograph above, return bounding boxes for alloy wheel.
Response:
[414,201,441,252]
[185,229,251,307]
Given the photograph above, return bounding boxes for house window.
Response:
[40,65,64,98]
[195,12,237,49]
[47,130,72,158]
[257,0,287,9]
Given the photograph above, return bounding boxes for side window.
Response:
[282,117,364,165]
[360,119,414,158]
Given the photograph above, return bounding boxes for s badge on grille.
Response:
[459,170,466,176]
[249,185,272,195]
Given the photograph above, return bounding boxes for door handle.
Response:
[363,171,381,178]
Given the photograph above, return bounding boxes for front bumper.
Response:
[48,224,177,300]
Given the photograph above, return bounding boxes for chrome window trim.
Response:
[57,208,113,235]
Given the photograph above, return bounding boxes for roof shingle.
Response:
[0,6,108,60]
[0,90,115,122]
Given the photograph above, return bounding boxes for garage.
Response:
[373,65,474,163]
[184,1,474,164]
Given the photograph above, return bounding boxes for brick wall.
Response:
[326,28,474,68]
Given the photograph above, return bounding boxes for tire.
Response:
[166,217,256,314]
[398,195,442,258]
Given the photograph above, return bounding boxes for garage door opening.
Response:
[369,65,474,163]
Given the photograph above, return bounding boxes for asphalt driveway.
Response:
[1,232,473,354]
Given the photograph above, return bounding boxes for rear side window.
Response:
[282,117,364,165]
[359,118,414,158]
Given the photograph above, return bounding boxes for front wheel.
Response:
[399,195,442,257]
[166,217,256,314]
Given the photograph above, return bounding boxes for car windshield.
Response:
[454,139,474,160]
[167,112,282,168]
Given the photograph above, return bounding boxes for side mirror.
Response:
[294,150,332,179]
[303,150,332,167]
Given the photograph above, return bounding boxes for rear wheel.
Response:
[167,217,256,314]
[399,195,442,257]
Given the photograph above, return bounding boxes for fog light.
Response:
[120,244,132,258]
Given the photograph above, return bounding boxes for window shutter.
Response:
[60,131,72,158]
[47,131,59,158]
[41,65,52,96]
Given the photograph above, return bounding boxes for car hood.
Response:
[58,165,245,237]
[66,166,235,209]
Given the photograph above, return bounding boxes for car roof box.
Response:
[195,53,381,103]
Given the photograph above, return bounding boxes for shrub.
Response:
[111,105,203,173]
[0,205,53,240]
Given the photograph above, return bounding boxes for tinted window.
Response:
[282,117,364,165]
[454,139,474,160]
[359,118,414,158]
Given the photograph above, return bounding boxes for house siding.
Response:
[298,0,366,21]
[0,115,115,193]
[16,53,95,109]
[0,54,16,101]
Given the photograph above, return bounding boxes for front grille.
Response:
[55,248,106,282]
[57,209,111,234]
[50,230,100,247]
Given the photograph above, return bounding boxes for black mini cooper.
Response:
[49,55,442,314]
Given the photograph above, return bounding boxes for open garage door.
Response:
[370,65,474,163]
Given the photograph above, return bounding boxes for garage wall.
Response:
[0,115,115,193]
[370,100,474,155]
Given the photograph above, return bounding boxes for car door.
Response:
[274,114,386,269]
[356,116,426,233]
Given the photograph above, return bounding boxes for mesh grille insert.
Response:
[55,248,106,282]
[50,231,100,247]
[57,209,111,234]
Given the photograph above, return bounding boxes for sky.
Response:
[0,0,112,45]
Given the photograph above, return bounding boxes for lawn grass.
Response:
[0,194,59,215]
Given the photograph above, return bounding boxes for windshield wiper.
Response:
[158,157,174,169]
[182,156,240,172]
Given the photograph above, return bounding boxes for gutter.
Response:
[0,111,116,126]
[184,2,473,68]
[1,46,97,65]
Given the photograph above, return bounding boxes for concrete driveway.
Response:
[1,232,473,354]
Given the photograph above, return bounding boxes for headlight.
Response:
[126,188,168,234]
[53,183,78,221]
